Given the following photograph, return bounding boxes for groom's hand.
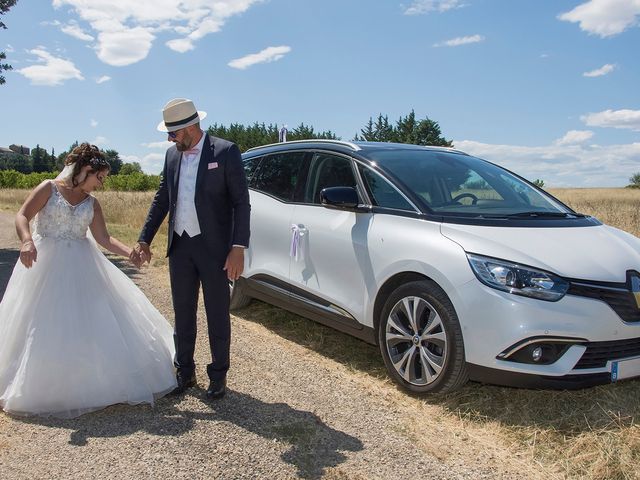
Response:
[224,246,245,281]
[129,249,142,268]
[135,242,152,265]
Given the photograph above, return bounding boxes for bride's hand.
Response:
[20,240,37,268]
[129,249,142,268]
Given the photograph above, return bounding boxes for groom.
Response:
[135,98,251,399]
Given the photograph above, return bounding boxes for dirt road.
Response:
[0,211,536,480]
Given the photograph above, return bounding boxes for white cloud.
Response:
[583,63,616,77]
[166,38,195,53]
[91,135,108,145]
[95,75,111,83]
[96,27,156,66]
[581,109,640,131]
[455,139,640,187]
[433,34,484,47]
[122,153,165,174]
[141,140,172,149]
[228,45,291,70]
[52,0,262,66]
[61,22,95,42]
[17,48,84,86]
[558,0,640,38]
[5,44,14,53]
[403,0,467,15]
[554,130,594,145]
[90,119,98,127]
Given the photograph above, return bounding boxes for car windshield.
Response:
[367,149,573,217]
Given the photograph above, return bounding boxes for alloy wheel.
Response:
[384,295,447,386]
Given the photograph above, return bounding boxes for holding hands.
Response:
[129,242,152,268]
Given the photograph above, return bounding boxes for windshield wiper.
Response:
[505,211,585,218]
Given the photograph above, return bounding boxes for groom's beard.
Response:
[175,132,193,152]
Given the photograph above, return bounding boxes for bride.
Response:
[0,143,177,418]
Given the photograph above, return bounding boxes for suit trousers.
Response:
[169,231,230,381]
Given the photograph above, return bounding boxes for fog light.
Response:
[532,346,543,362]
[499,339,578,365]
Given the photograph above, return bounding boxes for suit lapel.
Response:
[195,133,213,194]
[172,149,182,193]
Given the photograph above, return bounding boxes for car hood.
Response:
[440,223,640,282]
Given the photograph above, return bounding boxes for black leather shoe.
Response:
[170,372,196,395]
[206,378,226,399]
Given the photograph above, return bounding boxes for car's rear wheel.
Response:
[229,279,252,310]
[378,280,468,394]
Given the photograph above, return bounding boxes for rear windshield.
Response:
[367,149,571,217]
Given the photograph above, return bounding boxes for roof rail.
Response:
[245,139,361,153]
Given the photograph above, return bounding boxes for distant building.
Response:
[9,144,30,155]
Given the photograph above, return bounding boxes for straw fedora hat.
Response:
[157,98,208,132]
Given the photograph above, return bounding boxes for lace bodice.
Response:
[34,182,94,240]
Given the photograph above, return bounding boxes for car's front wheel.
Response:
[229,279,252,310]
[378,280,468,394]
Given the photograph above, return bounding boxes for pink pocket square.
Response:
[208,162,218,169]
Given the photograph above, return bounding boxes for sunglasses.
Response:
[167,131,178,139]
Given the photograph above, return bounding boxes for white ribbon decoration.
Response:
[290,224,306,261]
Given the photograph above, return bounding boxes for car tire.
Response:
[229,279,252,310]
[378,280,468,394]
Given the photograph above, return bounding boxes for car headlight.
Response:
[466,253,569,301]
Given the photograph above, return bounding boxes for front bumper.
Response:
[453,279,640,388]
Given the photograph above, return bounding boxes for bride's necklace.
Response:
[57,181,89,205]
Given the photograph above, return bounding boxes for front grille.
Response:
[567,277,640,323]
[574,337,640,369]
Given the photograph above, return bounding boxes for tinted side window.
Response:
[253,152,306,202]
[243,156,263,187]
[359,165,414,211]
[305,153,357,204]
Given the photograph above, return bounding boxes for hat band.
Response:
[165,112,199,128]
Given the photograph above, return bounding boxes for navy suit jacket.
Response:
[139,134,251,260]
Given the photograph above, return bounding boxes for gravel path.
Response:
[0,212,538,480]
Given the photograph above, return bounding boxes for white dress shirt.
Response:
[174,132,206,237]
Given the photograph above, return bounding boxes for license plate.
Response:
[611,357,640,382]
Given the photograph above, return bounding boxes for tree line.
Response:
[0,142,135,175]
[0,111,452,190]
[1,0,17,85]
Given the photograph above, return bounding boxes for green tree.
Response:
[119,162,142,175]
[1,0,18,85]
[355,110,452,147]
[32,144,50,173]
[208,121,337,152]
[532,179,545,188]
[103,149,122,174]
[357,118,375,141]
[628,173,640,189]
[0,152,31,173]
[55,141,79,171]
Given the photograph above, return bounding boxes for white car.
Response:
[232,140,640,393]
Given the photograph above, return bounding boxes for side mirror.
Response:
[320,186,365,211]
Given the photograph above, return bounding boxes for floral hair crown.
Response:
[88,156,110,169]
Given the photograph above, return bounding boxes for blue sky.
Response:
[1,0,639,187]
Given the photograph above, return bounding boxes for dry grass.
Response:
[0,189,168,265]
[550,188,640,237]
[2,187,640,478]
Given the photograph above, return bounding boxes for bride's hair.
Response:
[64,143,111,186]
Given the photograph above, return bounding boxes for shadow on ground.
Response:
[235,300,640,437]
[19,390,362,479]
[0,249,19,301]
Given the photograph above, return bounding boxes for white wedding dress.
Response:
[0,182,177,418]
